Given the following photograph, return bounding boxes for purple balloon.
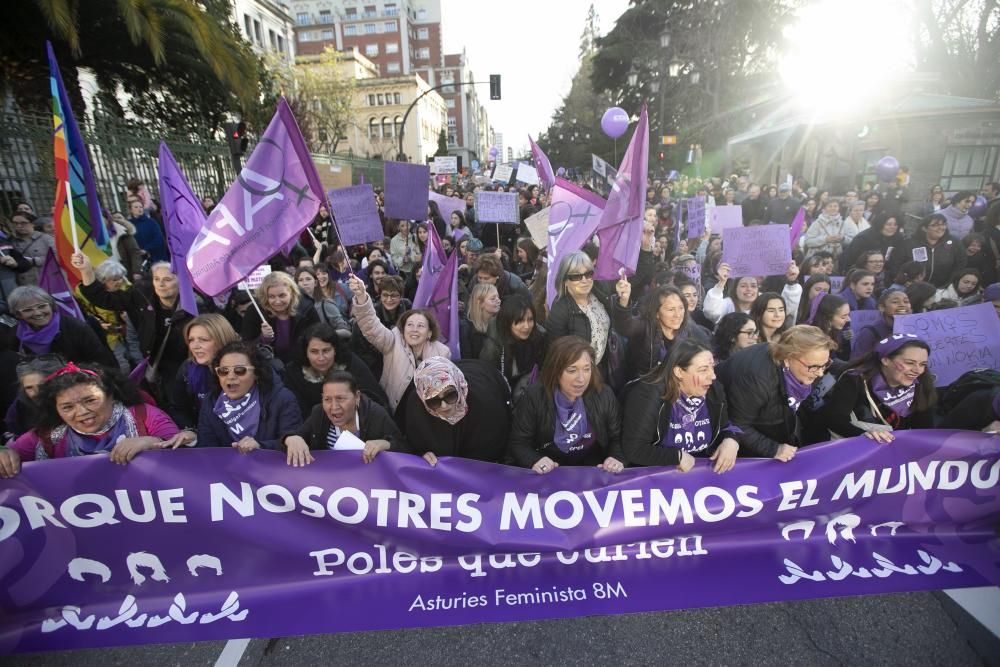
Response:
[556,167,566,177]
[969,195,988,218]
[667,170,680,182]
[601,107,629,139]
[488,146,498,159]
[875,156,900,183]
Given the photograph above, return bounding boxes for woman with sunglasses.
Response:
[0,362,187,477]
[508,336,623,474]
[712,312,758,363]
[622,339,741,473]
[196,341,301,452]
[890,214,965,289]
[812,334,935,443]
[398,357,511,465]
[719,325,838,461]
[282,371,404,467]
[545,252,620,374]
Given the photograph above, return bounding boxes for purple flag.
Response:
[412,222,446,309]
[789,207,806,249]
[158,143,203,317]
[384,162,430,220]
[425,245,460,358]
[327,184,383,247]
[428,190,465,226]
[127,357,149,384]
[186,98,324,296]
[529,135,555,192]
[546,178,606,306]
[0,431,997,653]
[594,106,648,280]
[38,248,83,320]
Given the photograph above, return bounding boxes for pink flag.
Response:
[546,178,606,307]
[186,98,324,296]
[413,222,446,309]
[424,244,460,358]
[789,207,806,249]
[158,142,203,316]
[594,105,648,280]
[529,135,555,192]
[38,248,83,320]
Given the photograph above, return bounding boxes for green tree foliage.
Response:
[436,129,449,156]
[0,0,267,133]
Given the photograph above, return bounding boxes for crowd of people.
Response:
[0,171,999,479]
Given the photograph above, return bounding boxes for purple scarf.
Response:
[839,288,876,312]
[782,366,813,412]
[553,391,593,454]
[212,386,261,440]
[870,372,917,418]
[662,393,712,452]
[60,402,138,457]
[17,310,61,354]
[185,362,213,404]
[273,318,293,359]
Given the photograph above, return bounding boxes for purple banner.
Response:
[328,184,383,247]
[38,249,83,320]
[186,99,324,296]
[722,224,792,277]
[546,178,606,306]
[384,162,430,220]
[1,431,998,653]
[893,302,1000,386]
[158,143,204,317]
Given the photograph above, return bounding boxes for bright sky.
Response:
[440,0,630,158]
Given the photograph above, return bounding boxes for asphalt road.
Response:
[6,591,999,666]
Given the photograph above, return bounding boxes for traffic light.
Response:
[657,151,665,161]
[489,74,501,100]
[225,121,248,156]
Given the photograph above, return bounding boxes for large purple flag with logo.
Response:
[529,135,555,192]
[38,249,82,320]
[594,106,648,280]
[412,221,446,309]
[0,431,997,653]
[424,245,460,358]
[186,98,323,296]
[546,178,606,306]
[157,143,203,317]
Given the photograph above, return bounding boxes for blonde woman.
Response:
[460,283,501,359]
[241,271,318,363]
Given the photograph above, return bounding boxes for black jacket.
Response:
[718,343,798,457]
[545,285,616,357]
[612,303,710,379]
[766,196,800,226]
[282,395,404,452]
[459,318,488,360]
[241,302,319,364]
[889,235,965,289]
[940,388,999,431]
[842,227,904,273]
[815,371,933,439]
[508,382,623,467]
[282,356,387,420]
[4,313,117,368]
[741,196,767,225]
[621,379,739,467]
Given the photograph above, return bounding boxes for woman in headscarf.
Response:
[282,370,404,466]
[398,357,511,465]
[508,336,624,474]
[622,339,741,473]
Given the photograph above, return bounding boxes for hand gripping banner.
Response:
[0,430,998,653]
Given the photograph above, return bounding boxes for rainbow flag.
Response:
[47,41,110,284]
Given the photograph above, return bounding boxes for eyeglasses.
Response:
[738,328,758,337]
[565,270,595,282]
[17,303,51,316]
[424,388,459,410]
[795,358,832,373]
[215,365,255,377]
[381,292,401,300]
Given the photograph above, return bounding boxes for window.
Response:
[394,116,403,136]
[385,3,398,16]
[416,47,430,59]
[364,5,377,17]
[253,20,262,45]
[382,117,393,138]
[368,94,376,106]
[243,14,253,40]
[277,35,285,53]
[386,42,398,54]
[940,146,1000,192]
[393,92,401,104]
[364,23,376,34]
[446,99,455,108]
[417,8,427,19]
[298,31,316,42]
[269,29,277,49]
[346,7,357,17]
[321,29,334,40]
[387,62,400,73]
[417,27,429,39]
[377,93,384,105]
[319,9,332,23]
[447,116,456,127]
[369,118,379,139]
[344,24,357,35]
[384,20,397,31]
[296,12,309,25]
[365,44,379,56]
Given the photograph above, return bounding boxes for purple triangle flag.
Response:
[186,98,324,296]
[529,135,556,192]
[594,105,648,280]
[546,178,606,306]
[128,357,149,385]
[413,222,446,309]
[38,248,83,320]
[789,207,806,249]
[424,244,460,358]
[158,142,204,317]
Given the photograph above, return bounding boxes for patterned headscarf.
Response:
[414,357,469,425]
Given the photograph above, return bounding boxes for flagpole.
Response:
[65,181,79,252]
[243,286,268,322]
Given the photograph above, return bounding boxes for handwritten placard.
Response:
[429,190,465,224]
[475,191,519,223]
[721,224,792,277]
[492,164,514,183]
[893,302,1000,386]
[687,198,705,239]
[433,156,458,174]
[710,206,743,231]
[237,265,272,291]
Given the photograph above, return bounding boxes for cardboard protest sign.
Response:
[893,302,1000,386]
[327,184,383,246]
[383,162,430,220]
[237,265,271,291]
[829,275,845,294]
[429,190,465,224]
[710,206,743,232]
[432,156,458,174]
[492,164,514,183]
[475,191,519,223]
[524,206,550,249]
[722,224,792,277]
[516,163,539,185]
[687,198,705,239]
